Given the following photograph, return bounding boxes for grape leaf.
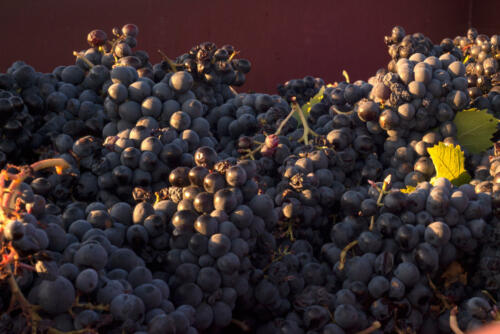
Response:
[400,185,416,194]
[427,142,471,186]
[454,108,499,153]
[292,86,325,123]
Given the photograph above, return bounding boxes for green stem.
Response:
[369,175,392,231]
[72,51,94,69]
[158,50,180,72]
[292,102,318,145]
[241,106,296,159]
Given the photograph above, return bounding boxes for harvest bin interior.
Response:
[0,0,499,334]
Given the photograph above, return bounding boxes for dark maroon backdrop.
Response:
[0,0,497,93]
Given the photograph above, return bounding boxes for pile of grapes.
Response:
[0,23,500,334]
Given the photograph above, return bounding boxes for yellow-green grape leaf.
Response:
[292,86,325,123]
[400,185,416,194]
[454,108,499,153]
[427,142,471,186]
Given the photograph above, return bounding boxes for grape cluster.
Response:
[354,51,472,190]
[172,42,251,108]
[277,76,325,105]
[384,26,461,64]
[0,69,35,164]
[234,177,496,333]
[79,24,154,79]
[455,28,500,101]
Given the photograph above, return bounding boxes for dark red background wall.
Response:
[0,0,497,93]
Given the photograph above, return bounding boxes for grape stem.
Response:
[369,175,392,231]
[449,306,465,334]
[3,159,70,215]
[72,51,94,69]
[241,104,297,159]
[229,86,238,95]
[4,241,99,334]
[338,240,358,271]
[231,319,250,332]
[481,290,498,304]
[228,50,240,62]
[342,70,350,83]
[157,49,180,72]
[427,274,452,310]
[6,262,43,334]
[355,321,381,334]
[291,101,319,145]
[69,295,110,317]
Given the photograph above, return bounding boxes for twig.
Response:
[449,306,464,334]
[369,175,391,231]
[157,50,180,72]
[293,101,319,145]
[338,240,358,271]
[231,319,250,332]
[355,321,381,334]
[72,51,94,69]
[342,70,350,83]
[241,105,296,159]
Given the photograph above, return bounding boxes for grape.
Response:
[87,29,107,47]
[424,221,451,246]
[107,247,140,271]
[367,275,390,299]
[134,283,162,310]
[152,82,174,101]
[118,100,141,123]
[108,83,128,103]
[169,71,194,93]
[73,242,107,270]
[4,220,25,240]
[173,283,203,306]
[75,268,98,293]
[61,65,85,85]
[346,256,373,283]
[465,297,492,319]
[38,276,75,315]
[394,262,420,287]
[110,293,145,322]
[334,304,359,329]
[323,323,346,334]
[217,252,240,274]
[413,243,439,272]
[172,210,197,235]
[448,61,466,78]
[213,188,237,212]
[208,233,231,257]
[387,277,406,300]
[169,311,190,333]
[73,310,98,330]
[370,298,391,321]
[148,314,176,334]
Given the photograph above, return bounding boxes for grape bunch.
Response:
[76,24,154,79]
[384,26,462,65]
[246,177,497,333]
[277,75,325,105]
[454,28,500,101]
[147,42,251,109]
